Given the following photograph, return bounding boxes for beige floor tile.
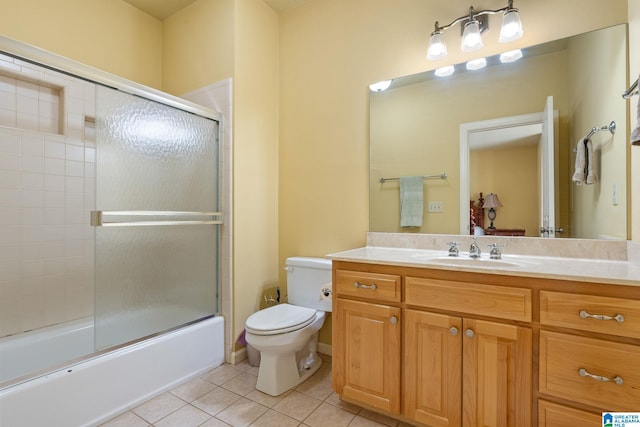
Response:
[245,388,291,408]
[295,368,334,401]
[202,364,244,385]
[170,376,218,402]
[155,404,212,427]
[245,365,260,376]
[215,397,268,427]
[221,371,259,396]
[272,390,322,421]
[348,415,396,427]
[132,392,186,424]
[304,402,357,427]
[192,386,242,416]
[356,409,399,427]
[324,392,361,414]
[99,411,150,427]
[200,417,232,427]
[250,409,300,427]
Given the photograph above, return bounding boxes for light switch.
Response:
[428,201,443,212]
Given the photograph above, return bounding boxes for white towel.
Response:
[572,138,597,185]
[585,139,597,184]
[399,176,423,228]
[632,84,640,145]
[571,138,587,185]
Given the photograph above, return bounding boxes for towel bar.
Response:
[379,173,447,183]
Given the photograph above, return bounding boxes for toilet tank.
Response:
[285,257,332,312]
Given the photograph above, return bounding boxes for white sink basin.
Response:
[423,256,521,269]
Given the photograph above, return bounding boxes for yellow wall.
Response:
[231,0,280,348]
[278,0,628,275]
[162,0,235,95]
[630,2,640,242]
[567,24,628,239]
[0,0,162,88]
[470,145,539,236]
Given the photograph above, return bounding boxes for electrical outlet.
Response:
[428,201,443,212]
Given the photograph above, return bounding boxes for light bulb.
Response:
[499,10,523,43]
[434,65,455,77]
[466,57,487,71]
[427,31,447,60]
[369,80,392,92]
[461,20,483,52]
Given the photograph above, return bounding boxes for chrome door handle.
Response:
[353,282,377,290]
[578,368,623,385]
[390,316,398,324]
[465,329,475,338]
[449,327,459,336]
[579,310,624,323]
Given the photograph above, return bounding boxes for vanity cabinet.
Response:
[333,269,402,414]
[538,290,640,424]
[405,277,532,427]
[332,259,640,427]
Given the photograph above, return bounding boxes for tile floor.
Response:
[100,356,413,427]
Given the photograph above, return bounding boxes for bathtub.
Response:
[0,315,224,427]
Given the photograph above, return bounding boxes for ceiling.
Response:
[123,0,308,20]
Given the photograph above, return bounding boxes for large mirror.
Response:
[370,24,628,239]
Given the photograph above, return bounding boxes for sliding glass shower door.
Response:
[94,86,220,350]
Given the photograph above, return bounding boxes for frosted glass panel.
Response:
[95,86,220,350]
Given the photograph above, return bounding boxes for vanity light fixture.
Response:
[427,0,523,61]
[499,49,523,63]
[434,65,455,77]
[482,193,503,229]
[369,80,392,92]
[466,57,487,71]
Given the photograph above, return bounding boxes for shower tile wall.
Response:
[0,53,95,337]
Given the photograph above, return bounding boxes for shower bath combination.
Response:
[0,36,225,426]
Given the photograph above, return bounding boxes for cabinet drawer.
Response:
[540,291,640,339]
[335,269,401,302]
[539,331,640,410]
[405,277,531,322]
[538,400,601,427]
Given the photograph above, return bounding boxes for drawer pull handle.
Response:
[449,327,459,336]
[579,310,624,323]
[353,282,377,290]
[390,316,398,325]
[465,329,475,338]
[578,368,624,385]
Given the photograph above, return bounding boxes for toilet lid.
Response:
[245,303,317,336]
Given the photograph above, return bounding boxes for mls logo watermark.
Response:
[603,413,640,427]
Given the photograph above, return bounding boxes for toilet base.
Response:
[255,341,322,396]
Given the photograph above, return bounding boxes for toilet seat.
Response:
[245,303,317,336]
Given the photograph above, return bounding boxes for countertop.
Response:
[329,246,640,287]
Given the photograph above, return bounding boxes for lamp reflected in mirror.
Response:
[483,193,502,229]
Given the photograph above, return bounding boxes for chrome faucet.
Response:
[488,243,502,260]
[447,241,460,257]
[469,237,481,258]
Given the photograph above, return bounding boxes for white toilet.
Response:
[245,257,332,396]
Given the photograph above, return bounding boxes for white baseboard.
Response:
[318,342,332,356]
[231,347,247,365]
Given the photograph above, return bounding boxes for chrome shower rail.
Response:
[379,173,448,184]
[90,210,223,227]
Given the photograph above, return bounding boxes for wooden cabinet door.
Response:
[333,298,401,414]
[404,310,462,427]
[462,319,532,427]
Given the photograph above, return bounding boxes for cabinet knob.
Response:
[449,327,459,336]
[390,316,398,325]
[465,329,475,338]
